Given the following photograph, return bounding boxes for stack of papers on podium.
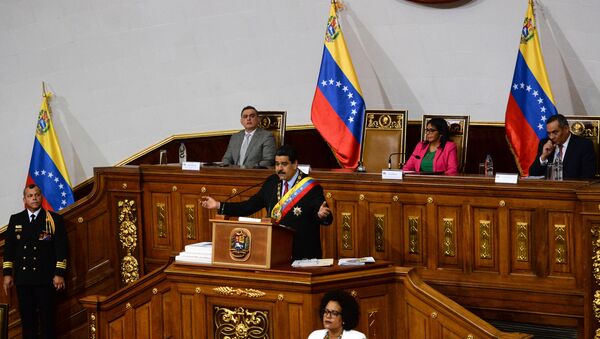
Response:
[175,242,212,264]
[291,258,334,267]
[338,257,375,266]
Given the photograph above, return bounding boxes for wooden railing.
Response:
[2,163,599,337]
[79,261,531,338]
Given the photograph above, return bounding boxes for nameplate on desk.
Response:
[182,162,201,171]
[381,170,403,180]
[495,173,518,184]
[298,164,311,174]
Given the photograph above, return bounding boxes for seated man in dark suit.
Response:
[529,114,596,179]
[203,145,332,260]
[222,105,276,168]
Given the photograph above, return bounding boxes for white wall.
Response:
[1,0,599,219]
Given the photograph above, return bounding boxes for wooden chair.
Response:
[565,115,600,176]
[421,115,470,173]
[360,109,408,171]
[258,111,286,147]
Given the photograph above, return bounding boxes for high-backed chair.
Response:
[565,115,600,176]
[421,115,470,173]
[360,109,408,171]
[258,111,286,147]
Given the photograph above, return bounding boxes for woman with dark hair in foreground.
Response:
[308,290,366,339]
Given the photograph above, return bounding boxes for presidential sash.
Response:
[270,177,317,223]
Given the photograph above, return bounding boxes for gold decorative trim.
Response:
[89,312,97,339]
[430,312,438,319]
[359,194,365,201]
[366,112,405,129]
[427,197,433,204]
[195,287,202,294]
[277,294,284,301]
[555,224,567,264]
[516,222,529,262]
[156,203,167,238]
[122,182,127,189]
[326,192,332,199]
[118,199,139,284]
[392,195,399,202]
[231,188,238,195]
[408,216,419,254]
[201,186,207,193]
[443,218,456,257]
[77,217,84,223]
[499,200,506,207]
[171,185,177,192]
[479,220,492,259]
[350,290,358,297]
[342,213,353,250]
[375,214,385,252]
[126,303,132,310]
[152,288,158,295]
[214,306,269,339]
[185,204,196,240]
[592,224,600,334]
[213,286,266,298]
[368,309,378,338]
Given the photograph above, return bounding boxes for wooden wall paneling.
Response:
[471,207,500,273]
[173,284,205,339]
[133,301,152,338]
[367,194,397,261]
[547,210,575,276]
[508,209,535,275]
[403,203,427,266]
[321,188,337,259]
[108,316,126,339]
[435,204,463,271]
[354,284,391,338]
[328,190,361,258]
[207,297,274,338]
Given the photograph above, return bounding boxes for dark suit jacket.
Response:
[220,172,333,260]
[529,134,596,179]
[222,128,276,167]
[2,209,69,285]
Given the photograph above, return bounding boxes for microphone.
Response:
[387,152,405,169]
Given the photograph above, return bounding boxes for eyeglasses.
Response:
[424,128,438,133]
[324,309,342,317]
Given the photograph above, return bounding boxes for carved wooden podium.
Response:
[211,217,294,269]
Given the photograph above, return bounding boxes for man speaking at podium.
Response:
[202,145,332,260]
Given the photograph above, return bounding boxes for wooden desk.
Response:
[3,165,598,337]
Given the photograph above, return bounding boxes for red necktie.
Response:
[283,181,289,195]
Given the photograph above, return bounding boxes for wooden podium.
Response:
[211,217,294,269]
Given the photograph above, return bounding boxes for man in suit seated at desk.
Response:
[203,145,332,260]
[529,114,596,179]
[222,105,276,168]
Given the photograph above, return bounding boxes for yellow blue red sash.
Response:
[270,177,317,223]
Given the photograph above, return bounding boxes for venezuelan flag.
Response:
[505,0,557,176]
[311,2,366,169]
[26,91,75,211]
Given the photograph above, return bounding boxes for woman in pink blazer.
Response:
[403,117,459,175]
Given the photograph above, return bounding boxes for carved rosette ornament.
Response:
[590,224,600,337]
[214,306,269,339]
[118,199,139,284]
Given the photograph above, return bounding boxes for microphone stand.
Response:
[387,152,405,170]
